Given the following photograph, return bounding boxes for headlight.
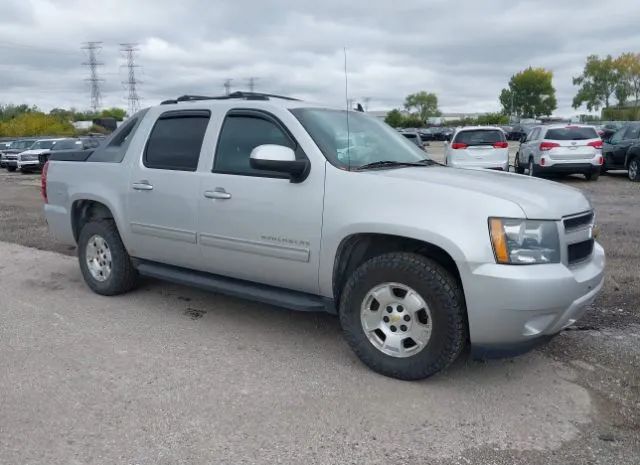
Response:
[489,218,560,264]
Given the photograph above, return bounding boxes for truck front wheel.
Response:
[339,253,466,380]
[78,219,138,295]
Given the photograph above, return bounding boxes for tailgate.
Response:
[548,140,597,160]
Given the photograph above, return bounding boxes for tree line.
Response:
[0,104,128,137]
[386,51,640,127]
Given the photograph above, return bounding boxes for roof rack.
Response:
[160,91,301,105]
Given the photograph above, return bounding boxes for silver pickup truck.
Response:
[43,92,605,380]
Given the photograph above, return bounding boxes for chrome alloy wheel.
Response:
[360,282,433,358]
[85,234,112,282]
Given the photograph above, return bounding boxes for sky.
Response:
[0,0,638,117]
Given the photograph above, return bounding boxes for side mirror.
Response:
[520,134,527,143]
[249,144,309,182]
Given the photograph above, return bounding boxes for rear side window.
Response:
[624,125,640,140]
[214,114,295,177]
[545,127,598,141]
[453,130,504,145]
[144,111,210,171]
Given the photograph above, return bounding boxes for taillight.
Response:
[588,140,603,149]
[540,158,546,166]
[598,155,604,165]
[41,161,49,203]
[493,141,509,148]
[539,142,560,151]
[451,143,467,149]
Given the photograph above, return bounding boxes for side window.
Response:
[213,114,295,177]
[624,126,640,140]
[144,112,210,171]
[529,128,540,141]
[610,129,625,144]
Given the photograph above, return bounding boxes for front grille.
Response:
[568,239,594,264]
[563,212,593,231]
[4,155,17,161]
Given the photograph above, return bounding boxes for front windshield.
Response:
[14,140,36,149]
[31,140,56,150]
[290,108,428,169]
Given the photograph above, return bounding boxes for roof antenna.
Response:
[344,47,351,171]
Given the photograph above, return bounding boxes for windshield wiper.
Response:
[356,159,437,171]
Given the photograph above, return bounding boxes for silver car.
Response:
[445,126,509,171]
[43,93,605,380]
[515,124,603,180]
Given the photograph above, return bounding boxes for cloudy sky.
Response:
[0,0,638,116]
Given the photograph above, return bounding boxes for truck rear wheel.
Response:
[339,252,466,380]
[78,219,138,295]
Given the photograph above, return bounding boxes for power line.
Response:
[120,43,141,115]
[81,41,104,112]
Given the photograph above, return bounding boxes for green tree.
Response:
[0,112,75,137]
[100,107,127,121]
[399,114,425,128]
[499,67,557,118]
[403,91,440,122]
[615,52,640,108]
[572,55,619,111]
[384,109,405,127]
[0,104,38,122]
[475,112,509,125]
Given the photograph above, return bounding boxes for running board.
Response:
[135,260,335,313]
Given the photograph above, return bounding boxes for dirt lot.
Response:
[0,145,638,464]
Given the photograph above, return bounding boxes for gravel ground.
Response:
[0,146,638,464]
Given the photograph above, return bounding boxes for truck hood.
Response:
[19,149,49,156]
[368,166,591,219]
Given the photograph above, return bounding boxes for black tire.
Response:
[628,158,640,182]
[339,252,466,380]
[78,219,138,296]
[514,153,525,174]
[528,157,537,177]
[585,170,600,181]
[6,166,16,172]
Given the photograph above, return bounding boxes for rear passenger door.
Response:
[197,109,325,294]
[126,110,210,268]
[616,125,640,165]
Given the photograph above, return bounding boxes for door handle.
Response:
[204,188,231,200]
[132,181,154,191]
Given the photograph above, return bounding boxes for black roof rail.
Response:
[161,91,301,105]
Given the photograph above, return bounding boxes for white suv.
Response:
[515,125,603,180]
[445,126,509,171]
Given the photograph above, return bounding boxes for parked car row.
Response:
[0,136,104,173]
[433,121,640,183]
[511,122,640,182]
[398,127,454,142]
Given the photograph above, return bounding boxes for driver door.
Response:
[197,109,325,294]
